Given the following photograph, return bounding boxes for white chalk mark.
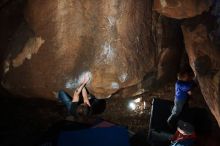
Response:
[111,82,119,89]
[103,42,114,56]
[65,71,92,89]
[160,0,167,7]
[107,16,116,28]
[119,73,128,83]
[99,42,115,64]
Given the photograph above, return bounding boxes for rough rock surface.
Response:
[152,14,183,83]
[182,21,220,126]
[113,14,184,98]
[153,0,212,19]
[0,0,190,99]
[1,0,157,98]
[1,0,220,130]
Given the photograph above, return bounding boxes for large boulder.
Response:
[0,0,184,99]
[1,0,156,99]
[182,22,220,126]
[153,0,212,19]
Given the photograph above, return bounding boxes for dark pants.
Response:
[167,98,188,125]
[58,90,73,113]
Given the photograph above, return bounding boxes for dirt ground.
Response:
[0,83,214,146]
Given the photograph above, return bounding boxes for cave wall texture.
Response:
[0,0,220,125]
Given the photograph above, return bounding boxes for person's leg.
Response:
[183,97,189,110]
[58,90,73,112]
[167,99,186,125]
[173,99,186,116]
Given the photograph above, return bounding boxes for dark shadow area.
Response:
[148,98,220,146]
[0,82,219,146]
[0,87,66,146]
[130,130,150,146]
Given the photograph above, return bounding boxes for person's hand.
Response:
[84,99,91,107]
[72,92,80,102]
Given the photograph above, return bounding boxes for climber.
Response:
[169,120,196,146]
[167,70,196,126]
[58,74,106,118]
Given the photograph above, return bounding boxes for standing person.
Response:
[170,120,196,146]
[58,75,106,118]
[167,71,195,126]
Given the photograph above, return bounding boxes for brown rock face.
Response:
[153,0,212,19]
[1,0,156,98]
[152,15,183,83]
[112,14,183,98]
[182,23,220,126]
[1,0,184,99]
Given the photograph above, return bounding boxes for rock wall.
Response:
[153,0,220,126]
[0,0,185,99]
[112,14,184,98]
[1,0,220,127]
[1,0,156,98]
[153,0,212,19]
[0,0,26,71]
[181,16,220,126]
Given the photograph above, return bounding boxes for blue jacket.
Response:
[175,80,194,101]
